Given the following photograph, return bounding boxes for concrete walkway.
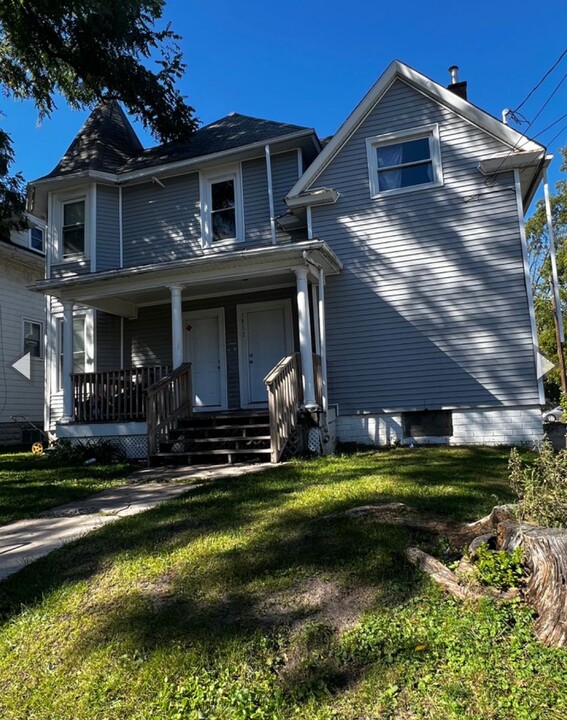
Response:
[0,462,269,582]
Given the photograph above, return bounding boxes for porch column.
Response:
[170,285,184,369]
[294,266,317,409]
[61,300,74,424]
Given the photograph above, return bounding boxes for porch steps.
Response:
[150,410,272,466]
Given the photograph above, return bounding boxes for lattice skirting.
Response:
[64,434,147,460]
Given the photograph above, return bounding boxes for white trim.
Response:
[90,184,97,271]
[199,163,244,247]
[46,192,54,278]
[365,123,443,198]
[120,316,124,368]
[294,267,316,408]
[287,61,544,201]
[237,299,294,408]
[296,148,303,178]
[57,421,147,438]
[183,307,228,411]
[28,225,46,255]
[53,190,90,263]
[514,169,545,405]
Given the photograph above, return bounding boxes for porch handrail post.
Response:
[294,266,317,409]
[169,285,184,369]
[61,300,74,423]
[318,266,328,412]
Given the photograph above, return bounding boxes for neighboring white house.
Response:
[0,217,46,445]
[27,61,549,462]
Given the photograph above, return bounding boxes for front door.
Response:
[183,308,227,411]
[238,299,294,407]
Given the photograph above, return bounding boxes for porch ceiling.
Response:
[30,240,342,318]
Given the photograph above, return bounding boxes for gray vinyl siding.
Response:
[123,287,297,409]
[95,311,122,370]
[272,151,302,242]
[96,185,120,270]
[0,253,45,426]
[311,78,539,414]
[122,173,202,267]
[242,157,271,244]
[50,259,89,279]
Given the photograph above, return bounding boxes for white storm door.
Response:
[238,299,294,407]
[183,308,227,411]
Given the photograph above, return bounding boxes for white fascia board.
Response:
[285,188,340,209]
[30,169,118,188]
[287,60,545,200]
[29,240,343,300]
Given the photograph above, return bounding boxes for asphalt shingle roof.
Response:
[40,109,312,181]
[43,99,143,179]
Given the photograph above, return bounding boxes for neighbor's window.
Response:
[23,320,43,358]
[62,199,85,257]
[367,125,442,197]
[29,227,45,254]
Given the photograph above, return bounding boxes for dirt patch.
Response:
[135,574,178,613]
[255,576,377,633]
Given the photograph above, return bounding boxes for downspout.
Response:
[118,186,124,268]
[303,252,328,412]
[265,144,277,245]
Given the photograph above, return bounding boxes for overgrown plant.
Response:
[474,543,524,590]
[509,440,567,527]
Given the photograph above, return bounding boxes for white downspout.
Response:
[265,144,277,245]
[303,251,328,412]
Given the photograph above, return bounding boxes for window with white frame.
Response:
[23,319,43,358]
[200,168,243,246]
[62,199,86,257]
[57,315,86,389]
[366,125,442,197]
[29,226,45,254]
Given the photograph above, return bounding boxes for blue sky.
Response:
[2,0,567,211]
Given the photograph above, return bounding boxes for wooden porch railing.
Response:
[264,353,303,463]
[146,363,193,459]
[72,366,170,422]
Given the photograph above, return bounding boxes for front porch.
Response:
[63,351,323,464]
[35,241,341,463]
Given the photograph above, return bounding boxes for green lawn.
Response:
[0,451,135,525]
[0,447,566,719]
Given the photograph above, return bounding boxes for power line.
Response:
[547,121,567,148]
[533,111,567,139]
[514,48,567,114]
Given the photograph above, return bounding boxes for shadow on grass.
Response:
[0,448,515,677]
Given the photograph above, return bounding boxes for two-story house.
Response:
[29,61,549,462]
[0,217,46,445]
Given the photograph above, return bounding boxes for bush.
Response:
[46,438,126,466]
[509,440,567,527]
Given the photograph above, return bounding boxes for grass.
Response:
[0,446,566,719]
[0,449,135,524]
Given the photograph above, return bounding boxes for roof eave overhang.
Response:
[0,241,44,270]
[29,240,342,316]
[479,151,552,210]
[286,59,546,201]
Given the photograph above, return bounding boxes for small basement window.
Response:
[366,124,442,197]
[403,410,453,438]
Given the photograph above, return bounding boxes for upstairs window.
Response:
[366,125,442,197]
[62,199,85,257]
[211,178,236,241]
[29,227,45,254]
[200,167,244,246]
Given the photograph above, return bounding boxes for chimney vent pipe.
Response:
[449,65,459,84]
